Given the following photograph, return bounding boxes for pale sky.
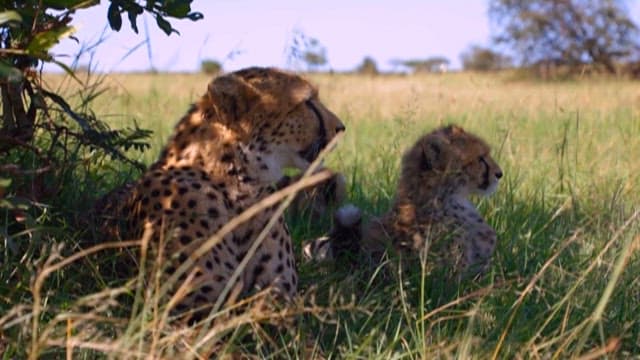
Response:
[51,0,640,73]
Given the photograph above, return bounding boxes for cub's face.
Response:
[462,151,503,196]
[441,125,503,196]
[408,125,502,197]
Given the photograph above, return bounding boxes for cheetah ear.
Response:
[420,141,444,172]
[208,74,262,122]
[443,124,465,136]
[420,136,450,172]
[289,82,314,104]
[420,145,434,171]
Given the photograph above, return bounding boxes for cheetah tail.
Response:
[303,204,362,262]
[333,204,362,230]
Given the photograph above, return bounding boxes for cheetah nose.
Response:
[335,124,346,133]
[495,171,503,179]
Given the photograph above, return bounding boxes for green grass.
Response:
[1,72,639,358]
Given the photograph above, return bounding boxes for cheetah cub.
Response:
[304,125,502,277]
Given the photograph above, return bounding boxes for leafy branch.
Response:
[0,0,202,205]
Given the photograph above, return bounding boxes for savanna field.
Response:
[2,72,639,358]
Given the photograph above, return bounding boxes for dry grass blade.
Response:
[521,211,639,358]
[29,239,142,360]
[206,178,322,312]
[572,211,639,357]
[0,305,31,331]
[155,168,338,309]
[43,339,150,358]
[491,231,580,360]
[421,280,513,322]
[574,337,621,360]
[194,290,362,354]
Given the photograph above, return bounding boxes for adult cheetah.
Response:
[101,67,345,318]
[304,125,502,277]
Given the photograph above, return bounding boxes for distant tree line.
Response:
[198,0,639,79]
[460,46,512,72]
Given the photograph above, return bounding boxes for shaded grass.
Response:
[1,72,639,358]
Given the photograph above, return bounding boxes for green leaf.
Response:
[0,196,31,211]
[164,3,190,18]
[41,89,93,132]
[0,10,22,25]
[0,178,11,189]
[26,25,76,55]
[43,0,99,10]
[187,12,203,21]
[127,10,139,33]
[155,15,174,36]
[108,3,122,31]
[145,0,157,11]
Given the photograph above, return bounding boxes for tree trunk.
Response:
[0,80,34,153]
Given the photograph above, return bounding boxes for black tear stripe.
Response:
[306,100,327,144]
[479,156,490,190]
[300,100,328,161]
[421,148,433,172]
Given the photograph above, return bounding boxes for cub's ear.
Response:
[420,144,434,171]
[208,74,261,122]
[442,124,465,136]
[420,135,449,172]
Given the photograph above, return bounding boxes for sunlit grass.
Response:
[2,72,638,358]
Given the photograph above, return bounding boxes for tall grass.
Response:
[1,72,638,358]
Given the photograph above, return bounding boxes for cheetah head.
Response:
[402,125,503,198]
[209,67,345,183]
